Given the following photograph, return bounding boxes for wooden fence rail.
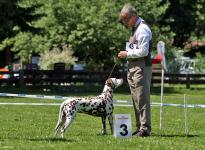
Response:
[1,70,205,89]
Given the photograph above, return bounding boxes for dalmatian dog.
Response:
[54,78,123,138]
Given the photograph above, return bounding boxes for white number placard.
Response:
[113,114,132,138]
[126,42,137,51]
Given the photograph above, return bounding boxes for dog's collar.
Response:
[110,82,115,89]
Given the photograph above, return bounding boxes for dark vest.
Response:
[129,21,152,66]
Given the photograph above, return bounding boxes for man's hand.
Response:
[118,51,127,59]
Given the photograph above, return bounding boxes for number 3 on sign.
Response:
[114,114,132,138]
[120,124,128,136]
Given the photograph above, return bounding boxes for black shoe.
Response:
[135,130,150,137]
[132,128,140,136]
[132,130,139,136]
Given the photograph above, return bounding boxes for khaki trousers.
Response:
[127,60,152,134]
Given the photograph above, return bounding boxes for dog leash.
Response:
[107,62,117,79]
[108,56,120,79]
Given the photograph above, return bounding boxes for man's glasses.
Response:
[120,15,132,24]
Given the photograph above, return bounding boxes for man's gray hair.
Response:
[120,3,137,19]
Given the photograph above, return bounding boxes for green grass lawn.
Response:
[0,87,205,150]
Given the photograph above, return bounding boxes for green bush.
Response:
[194,53,205,73]
[39,44,77,70]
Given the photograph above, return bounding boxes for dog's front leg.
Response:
[108,113,113,134]
[101,116,107,134]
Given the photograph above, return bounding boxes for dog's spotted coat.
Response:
[54,78,123,138]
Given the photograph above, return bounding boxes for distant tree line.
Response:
[0,0,205,71]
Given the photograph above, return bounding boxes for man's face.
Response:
[121,13,136,28]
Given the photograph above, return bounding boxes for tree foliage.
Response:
[159,0,205,48]
[195,53,205,73]
[0,0,44,42]
[0,0,178,70]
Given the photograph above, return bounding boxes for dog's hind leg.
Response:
[54,114,66,137]
[60,115,75,138]
[107,113,113,134]
[54,123,61,137]
[101,116,107,134]
[54,105,66,137]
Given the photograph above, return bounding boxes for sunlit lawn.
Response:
[0,86,205,149]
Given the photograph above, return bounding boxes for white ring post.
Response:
[157,41,166,130]
[184,94,188,135]
[160,68,164,130]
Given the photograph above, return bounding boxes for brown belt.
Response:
[127,57,145,62]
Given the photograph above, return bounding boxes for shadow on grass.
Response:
[1,84,205,97]
[96,133,111,137]
[151,133,201,138]
[28,137,76,142]
[0,136,76,143]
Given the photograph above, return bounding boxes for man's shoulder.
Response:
[138,23,151,33]
[135,23,152,39]
[139,21,150,29]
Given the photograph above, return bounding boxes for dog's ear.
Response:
[106,78,113,86]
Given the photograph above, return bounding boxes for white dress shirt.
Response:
[127,17,152,59]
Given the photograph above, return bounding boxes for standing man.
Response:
[118,3,152,137]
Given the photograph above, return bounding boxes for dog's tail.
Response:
[54,101,65,136]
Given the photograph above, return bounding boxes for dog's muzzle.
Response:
[112,78,123,89]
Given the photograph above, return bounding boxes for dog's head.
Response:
[105,78,123,89]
